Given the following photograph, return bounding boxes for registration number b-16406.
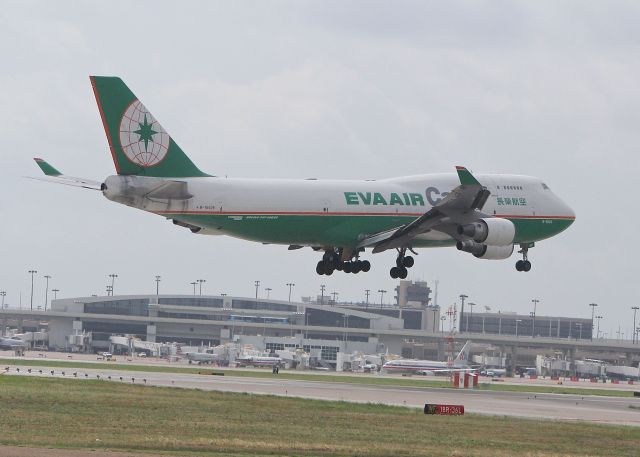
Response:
[424,404,464,415]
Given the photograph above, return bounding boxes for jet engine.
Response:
[457,218,515,246]
[456,240,514,260]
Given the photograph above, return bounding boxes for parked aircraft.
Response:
[32,77,575,277]
[0,337,27,350]
[236,355,282,367]
[382,341,474,375]
[481,368,506,377]
[185,352,221,365]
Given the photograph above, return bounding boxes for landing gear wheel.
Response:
[335,262,344,271]
[515,243,534,273]
[361,260,371,272]
[343,262,353,274]
[316,261,326,275]
[325,266,334,276]
[390,267,399,279]
[352,262,361,274]
[398,266,408,279]
[402,256,414,268]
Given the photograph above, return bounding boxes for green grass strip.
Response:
[0,376,638,457]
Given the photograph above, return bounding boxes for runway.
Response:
[4,364,640,426]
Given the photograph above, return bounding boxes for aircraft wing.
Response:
[28,158,103,190]
[358,166,491,253]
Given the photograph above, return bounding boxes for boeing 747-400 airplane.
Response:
[32,77,575,277]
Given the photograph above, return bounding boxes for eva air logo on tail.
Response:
[119,100,170,167]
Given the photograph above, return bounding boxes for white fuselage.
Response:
[103,172,575,249]
[382,359,468,373]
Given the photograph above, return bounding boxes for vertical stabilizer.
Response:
[454,341,471,365]
[90,76,208,178]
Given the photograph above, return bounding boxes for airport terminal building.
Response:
[460,311,593,340]
[3,283,639,371]
[44,293,441,363]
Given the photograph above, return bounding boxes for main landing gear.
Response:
[515,243,533,272]
[390,248,415,279]
[316,250,371,276]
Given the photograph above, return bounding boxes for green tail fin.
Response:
[34,158,62,176]
[90,76,208,177]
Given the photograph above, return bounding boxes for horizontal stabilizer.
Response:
[30,158,103,190]
[34,158,61,176]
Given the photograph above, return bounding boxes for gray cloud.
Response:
[1,1,639,338]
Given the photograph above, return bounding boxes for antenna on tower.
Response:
[434,279,439,307]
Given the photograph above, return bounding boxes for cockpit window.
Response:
[541,183,550,190]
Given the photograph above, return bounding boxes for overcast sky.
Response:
[2,1,640,339]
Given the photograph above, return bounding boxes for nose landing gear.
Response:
[515,243,534,272]
[390,248,415,279]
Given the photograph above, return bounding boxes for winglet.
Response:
[455,166,480,186]
[34,158,62,177]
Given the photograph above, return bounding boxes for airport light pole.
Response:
[588,303,598,341]
[52,289,59,300]
[331,291,339,304]
[108,274,118,296]
[378,289,386,307]
[343,314,349,343]
[106,285,112,296]
[467,302,476,333]
[576,322,583,340]
[595,315,603,339]
[197,279,206,296]
[0,291,6,309]
[155,275,161,295]
[459,294,468,332]
[43,275,51,311]
[632,306,639,344]
[190,281,197,295]
[265,287,272,299]
[531,299,539,337]
[28,270,37,310]
[440,315,446,332]
[364,289,370,308]
[320,284,326,305]
[515,319,522,338]
[254,280,260,299]
[286,283,295,302]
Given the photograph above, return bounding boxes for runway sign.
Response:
[424,404,464,415]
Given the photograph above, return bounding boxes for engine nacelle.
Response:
[477,244,514,260]
[457,240,514,260]
[457,218,515,246]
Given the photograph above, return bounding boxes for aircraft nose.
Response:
[565,202,576,222]
[559,198,576,223]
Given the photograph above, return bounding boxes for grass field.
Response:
[0,376,638,457]
[1,357,636,398]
